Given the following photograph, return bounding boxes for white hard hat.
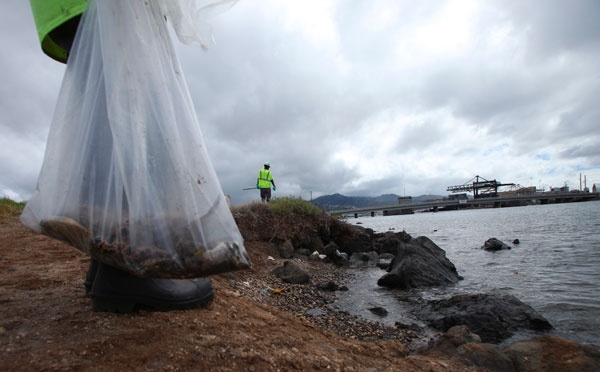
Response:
[264,162,270,166]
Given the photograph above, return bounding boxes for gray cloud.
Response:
[2,0,599,204]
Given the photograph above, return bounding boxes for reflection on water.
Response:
[333,200,600,348]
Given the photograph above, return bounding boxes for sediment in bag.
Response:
[39,216,251,278]
[40,216,92,252]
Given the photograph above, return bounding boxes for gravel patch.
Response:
[221,257,429,352]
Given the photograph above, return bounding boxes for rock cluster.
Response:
[419,293,553,343]
[423,325,600,371]
[279,226,462,290]
[260,226,552,347]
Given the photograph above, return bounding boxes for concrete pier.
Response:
[333,191,599,217]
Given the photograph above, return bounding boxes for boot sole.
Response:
[91,292,215,313]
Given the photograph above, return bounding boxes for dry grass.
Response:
[0,197,25,221]
[231,197,356,247]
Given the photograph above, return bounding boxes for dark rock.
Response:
[316,281,340,291]
[323,241,339,257]
[374,232,400,254]
[317,224,332,245]
[421,293,552,344]
[322,241,349,266]
[376,253,395,270]
[307,235,325,254]
[349,251,379,267]
[342,232,372,254]
[332,250,350,267]
[295,248,311,256]
[512,239,520,244]
[293,232,324,254]
[377,236,462,289]
[394,322,422,332]
[368,306,388,317]
[372,230,413,255]
[317,281,348,291]
[482,237,512,251]
[270,261,310,284]
[278,240,295,259]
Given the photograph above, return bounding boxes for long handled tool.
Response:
[242,187,257,190]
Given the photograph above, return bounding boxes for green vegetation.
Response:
[230,197,344,244]
[268,196,323,216]
[0,197,26,220]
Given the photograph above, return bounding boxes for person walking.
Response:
[257,162,276,202]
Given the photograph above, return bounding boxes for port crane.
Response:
[447,175,515,199]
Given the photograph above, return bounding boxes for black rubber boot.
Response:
[90,262,214,313]
[84,259,99,297]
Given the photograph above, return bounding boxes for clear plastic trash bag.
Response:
[21,0,251,278]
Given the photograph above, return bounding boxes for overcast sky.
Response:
[2,0,599,205]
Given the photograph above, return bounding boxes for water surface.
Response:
[335,200,600,348]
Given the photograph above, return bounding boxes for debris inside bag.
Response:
[39,216,250,278]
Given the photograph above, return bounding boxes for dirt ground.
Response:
[0,213,483,371]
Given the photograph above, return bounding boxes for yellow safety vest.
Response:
[257,169,273,188]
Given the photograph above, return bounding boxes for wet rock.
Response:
[421,293,552,344]
[393,322,423,335]
[512,239,520,244]
[332,250,349,267]
[270,261,310,284]
[349,251,379,267]
[368,307,388,317]
[317,282,348,292]
[482,237,512,251]
[377,236,462,289]
[376,253,394,270]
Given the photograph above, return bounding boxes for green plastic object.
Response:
[30,0,88,63]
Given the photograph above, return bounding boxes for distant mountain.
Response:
[310,193,445,212]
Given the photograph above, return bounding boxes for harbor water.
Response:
[334,200,600,348]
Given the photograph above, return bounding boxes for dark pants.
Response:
[260,188,272,202]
